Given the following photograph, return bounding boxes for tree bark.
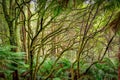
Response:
[118,38,120,80]
[2,0,19,80]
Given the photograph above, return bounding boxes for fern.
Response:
[0,45,28,78]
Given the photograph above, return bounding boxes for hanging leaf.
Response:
[53,6,62,17]
[53,77,61,80]
[109,11,120,35]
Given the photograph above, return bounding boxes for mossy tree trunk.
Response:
[1,0,21,80]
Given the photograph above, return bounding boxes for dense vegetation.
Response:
[0,0,120,80]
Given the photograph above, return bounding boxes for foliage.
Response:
[0,0,120,80]
[37,57,118,80]
[0,45,29,79]
[87,58,118,80]
[38,58,71,79]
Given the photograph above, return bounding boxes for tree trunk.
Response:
[119,65,120,80]
[118,37,120,80]
[2,0,19,80]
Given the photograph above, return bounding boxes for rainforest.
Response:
[0,0,120,80]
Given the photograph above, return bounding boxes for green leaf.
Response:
[53,6,62,17]
[53,77,61,80]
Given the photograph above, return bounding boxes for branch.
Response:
[100,34,115,61]
[83,61,98,75]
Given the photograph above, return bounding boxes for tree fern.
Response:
[0,45,28,78]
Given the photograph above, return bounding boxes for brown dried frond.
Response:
[109,12,120,33]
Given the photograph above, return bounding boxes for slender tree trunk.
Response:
[27,3,34,80]
[118,37,120,80]
[51,23,57,60]
[20,13,27,62]
[119,65,120,80]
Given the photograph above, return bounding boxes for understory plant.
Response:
[38,57,118,80]
[85,58,118,80]
[0,45,29,79]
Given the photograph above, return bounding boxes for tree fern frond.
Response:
[0,45,26,72]
[104,0,120,10]
[109,11,120,33]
